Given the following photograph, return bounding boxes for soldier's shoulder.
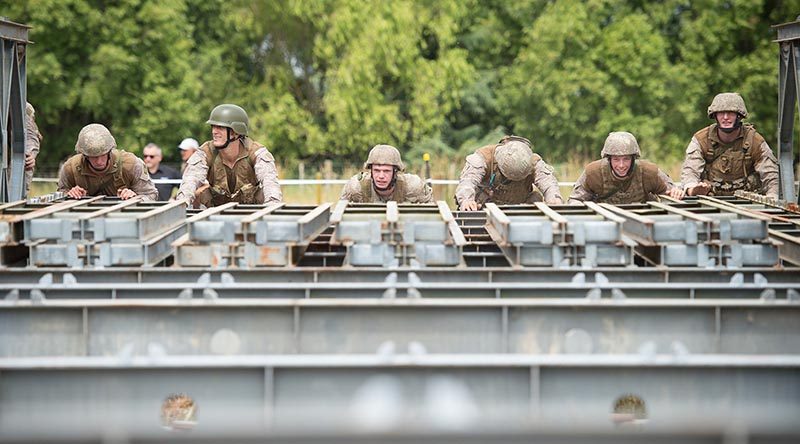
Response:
[584,159,605,173]
[637,159,660,175]
[401,173,428,188]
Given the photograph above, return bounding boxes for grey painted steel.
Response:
[0,354,798,430]
[177,203,332,267]
[20,198,187,266]
[1,266,798,285]
[1,299,798,357]
[775,18,800,202]
[486,203,634,267]
[603,200,779,267]
[331,201,464,267]
[1,278,797,299]
[0,19,28,202]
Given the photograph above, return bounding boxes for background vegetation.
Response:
[5,0,799,183]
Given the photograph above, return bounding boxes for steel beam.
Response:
[0,299,798,357]
[0,354,798,431]
[775,18,800,202]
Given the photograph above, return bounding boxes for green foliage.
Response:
[3,0,799,177]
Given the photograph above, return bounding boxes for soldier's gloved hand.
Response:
[667,187,685,200]
[461,200,480,211]
[66,186,87,199]
[686,182,711,197]
[117,188,136,200]
[24,153,36,171]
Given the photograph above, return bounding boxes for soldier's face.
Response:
[715,111,738,129]
[211,125,232,147]
[86,153,110,170]
[371,164,395,189]
[609,155,633,177]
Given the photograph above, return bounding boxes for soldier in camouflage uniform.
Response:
[176,104,282,207]
[57,124,158,201]
[681,92,779,198]
[455,135,563,210]
[569,132,684,204]
[340,144,433,203]
[23,102,42,197]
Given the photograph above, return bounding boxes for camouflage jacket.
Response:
[340,172,433,203]
[57,150,158,201]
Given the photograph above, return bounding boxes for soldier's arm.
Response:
[567,171,594,204]
[25,105,42,159]
[533,159,563,204]
[175,150,209,205]
[253,147,283,203]
[128,158,158,201]
[405,174,434,203]
[754,141,780,198]
[56,163,75,193]
[680,138,705,190]
[339,176,363,202]
[454,153,486,210]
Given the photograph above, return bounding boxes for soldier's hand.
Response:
[24,153,35,171]
[461,200,480,211]
[687,182,711,196]
[66,186,87,199]
[667,187,685,200]
[117,188,136,200]
[545,198,563,205]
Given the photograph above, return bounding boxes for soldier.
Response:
[57,124,158,201]
[681,92,779,198]
[176,104,282,207]
[455,135,563,210]
[340,144,433,203]
[569,131,684,204]
[24,102,43,197]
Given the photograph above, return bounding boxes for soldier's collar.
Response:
[710,123,745,144]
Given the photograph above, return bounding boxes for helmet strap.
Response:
[215,128,240,150]
[716,114,743,134]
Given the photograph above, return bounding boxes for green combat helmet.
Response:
[495,135,534,181]
[601,131,641,158]
[75,123,116,157]
[207,104,249,135]
[707,92,748,119]
[364,144,405,171]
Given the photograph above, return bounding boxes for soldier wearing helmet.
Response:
[455,135,563,210]
[340,144,433,203]
[681,92,779,198]
[57,123,158,201]
[569,132,683,204]
[176,104,282,207]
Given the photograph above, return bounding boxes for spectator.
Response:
[143,143,181,200]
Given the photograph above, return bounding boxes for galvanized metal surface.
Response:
[0,20,27,202]
[776,18,800,202]
[0,354,798,431]
[1,298,798,357]
[331,201,465,267]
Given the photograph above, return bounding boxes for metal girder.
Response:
[485,203,632,267]
[331,201,464,267]
[0,19,28,203]
[0,266,798,285]
[1,278,796,299]
[1,299,798,357]
[0,354,798,431]
[775,18,800,203]
[176,203,332,267]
